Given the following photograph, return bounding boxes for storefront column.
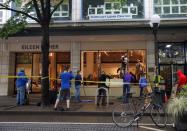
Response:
[0,39,14,96]
[146,40,155,77]
[71,42,81,74]
[144,0,153,19]
[72,0,82,21]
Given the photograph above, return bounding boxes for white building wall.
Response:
[0,39,9,96]
[144,0,154,19]
[72,0,82,21]
[1,1,12,24]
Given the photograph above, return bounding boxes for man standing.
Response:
[97,71,110,106]
[16,68,28,106]
[54,67,74,111]
[123,70,134,103]
[75,70,82,103]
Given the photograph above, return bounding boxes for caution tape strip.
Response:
[0,75,153,85]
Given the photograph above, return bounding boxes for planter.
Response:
[175,110,187,131]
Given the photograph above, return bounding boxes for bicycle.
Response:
[112,91,167,128]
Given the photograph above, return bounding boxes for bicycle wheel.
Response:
[112,103,135,128]
[150,104,167,128]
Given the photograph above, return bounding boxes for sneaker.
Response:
[102,103,106,106]
[66,108,70,111]
[53,107,57,111]
[60,108,65,111]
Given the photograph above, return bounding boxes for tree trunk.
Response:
[41,24,50,106]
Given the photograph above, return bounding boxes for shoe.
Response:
[53,107,57,111]
[102,103,106,106]
[60,108,65,111]
[97,103,99,106]
[66,108,70,111]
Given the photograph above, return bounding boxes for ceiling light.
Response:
[166,45,172,48]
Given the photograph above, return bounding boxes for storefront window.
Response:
[158,43,185,64]
[82,50,146,86]
[83,0,144,20]
[27,0,71,23]
[16,53,32,77]
[154,0,187,18]
[56,52,71,76]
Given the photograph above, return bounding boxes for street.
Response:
[0,122,174,131]
[0,114,175,131]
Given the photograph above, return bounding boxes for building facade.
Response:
[0,0,187,97]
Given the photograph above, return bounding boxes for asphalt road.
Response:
[0,122,175,131]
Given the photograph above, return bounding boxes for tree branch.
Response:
[50,0,64,19]
[32,0,42,22]
[0,4,40,23]
[40,0,45,14]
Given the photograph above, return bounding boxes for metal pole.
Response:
[152,23,159,67]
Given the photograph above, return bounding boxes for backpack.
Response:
[140,77,147,88]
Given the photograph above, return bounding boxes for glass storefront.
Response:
[81,50,146,85]
[15,52,70,93]
[27,0,72,23]
[158,42,187,97]
[154,0,187,18]
[83,0,144,20]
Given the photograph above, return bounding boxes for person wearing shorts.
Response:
[54,67,73,111]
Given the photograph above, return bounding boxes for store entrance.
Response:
[15,52,70,93]
[159,64,186,97]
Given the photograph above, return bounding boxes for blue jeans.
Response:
[123,84,130,103]
[16,87,26,105]
[75,85,80,102]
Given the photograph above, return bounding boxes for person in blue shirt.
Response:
[54,67,74,111]
[16,68,28,105]
[75,70,82,103]
[123,70,134,103]
[139,73,148,97]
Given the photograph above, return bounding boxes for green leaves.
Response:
[113,0,127,4]
[167,96,187,121]
[0,14,27,39]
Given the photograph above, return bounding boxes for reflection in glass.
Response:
[181,0,187,4]
[97,8,103,14]
[163,0,170,5]
[172,6,179,13]
[154,0,162,5]
[163,7,170,14]
[89,8,95,15]
[159,43,185,64]
[155,7,162,14]
[181,6,187,13]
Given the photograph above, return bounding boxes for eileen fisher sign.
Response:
[89,14,132,20]
[21,44,59,50]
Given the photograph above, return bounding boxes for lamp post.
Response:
[150,14,161,66]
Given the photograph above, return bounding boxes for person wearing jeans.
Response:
[123,70,134,103]
[75,70,82,102]
[16,68,28,105]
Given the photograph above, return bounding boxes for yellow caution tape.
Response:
[0,75,153,85]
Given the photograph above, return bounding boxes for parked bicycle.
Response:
[112,91,167,128]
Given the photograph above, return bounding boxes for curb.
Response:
[0,110,155,116]
[0,110,113,116]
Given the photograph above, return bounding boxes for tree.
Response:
[0,0,65,106]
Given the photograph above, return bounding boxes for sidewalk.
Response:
[0,94,121,115]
